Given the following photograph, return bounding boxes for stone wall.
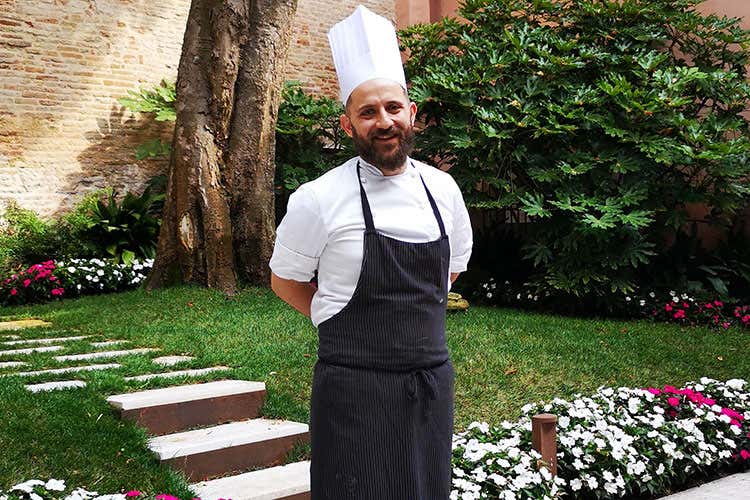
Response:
[0,0,394,218]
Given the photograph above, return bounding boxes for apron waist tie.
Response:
[405,368,438,419]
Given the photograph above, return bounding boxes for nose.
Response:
[375,108,393,129]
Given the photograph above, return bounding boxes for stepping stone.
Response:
[0,361,27,369]
[191,460,311,500]
[9,363,121,378]
[25,380,86,393]
[153,355,195,366]
[3,336,89,346]
[90,340,127,348]
[0,345,63,356]
[0,319,52,331]
[147,418,309,482]
[54,348,158,362]
[107,380,266,435]
[125,366,230,382]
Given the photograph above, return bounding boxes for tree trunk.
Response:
[146,0,298,293]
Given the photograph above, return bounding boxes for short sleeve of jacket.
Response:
[269,186,328,281]
[449,182,472,273]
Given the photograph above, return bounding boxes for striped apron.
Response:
[310,161,453,499]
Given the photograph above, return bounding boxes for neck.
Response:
[378,162,407,176]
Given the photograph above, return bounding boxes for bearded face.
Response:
[341,78,418,174]
[350,122,416,173]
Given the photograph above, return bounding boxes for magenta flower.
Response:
[741,450,750,460]
[155,495,180,500]
[647,388,661,395]
[667,397,680,407]
[125,491,142,497]
[10,288,17,296]
[23,279,31,288]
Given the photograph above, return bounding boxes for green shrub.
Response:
[0,201,56,274]
[401,0,750,301]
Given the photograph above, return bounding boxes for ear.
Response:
[409,102,417,127]
[340,113,353,138]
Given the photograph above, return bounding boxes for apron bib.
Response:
[310,161,453,500]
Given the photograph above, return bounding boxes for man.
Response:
[269,5,472,499]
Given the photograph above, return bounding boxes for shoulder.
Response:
[410,158,461,196]
[299,157,358,200]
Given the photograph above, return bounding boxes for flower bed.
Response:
[0,481,188,500]
[1,258,153,306]
[451,378,750,499]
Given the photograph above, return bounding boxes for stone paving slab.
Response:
[54,348,158,362]
[0,319,51,330]
[8,363,121,378]
[0,345,64,356]
[0,361,27,369]
[153,355,195,366]
[108,380,265,410]
[3,336,89,346]
[659,471,750,499]
[124,366,230,382]
[25,380,87,392]
[90,340,128,348]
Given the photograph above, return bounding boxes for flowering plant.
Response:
[1,258,153,307]
[624,290,750,330]
[0,261,64,306]
[451,378,750,499]
[0,480,196,500]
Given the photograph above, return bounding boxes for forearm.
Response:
[270,273,316,318]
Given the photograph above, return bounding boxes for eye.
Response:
[387,103,402,113]
[360,108,374,117]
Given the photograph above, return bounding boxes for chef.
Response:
[269,5,473,499]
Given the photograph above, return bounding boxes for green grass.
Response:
[1,286,749,495]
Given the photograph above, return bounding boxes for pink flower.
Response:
[705,303,713,309]
[714,300,724,307]
[741,450,750,460]
[705,398,716,406]
[51,288,64,296]
[667,397,680,407]
[23,279,31,288]
[722,321,731,329]
[125,492,142,497]
[10,288,17,296]
[742,315,750,324]
[647,388,661,395]
[674,310,685,319]
[663,385,678,394]
[155,495,180,500]
[665,303,673,312]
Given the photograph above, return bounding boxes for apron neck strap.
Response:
[356,160,447,238]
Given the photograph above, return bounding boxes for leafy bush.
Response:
[275,81,353,217]
[82,189,164,264]
[0,260,64,306]
[401,0,750,301]
[0,202,57,274]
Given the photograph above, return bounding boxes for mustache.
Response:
[370,126,402,139]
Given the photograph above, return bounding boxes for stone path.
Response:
[659,471,750,499]
[0,320,313,499]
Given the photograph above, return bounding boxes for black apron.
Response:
[310,161,453,500]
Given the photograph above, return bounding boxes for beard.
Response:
[351,123,416,173]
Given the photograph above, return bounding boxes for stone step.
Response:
[2,335,89,346]
[107,380,266,435]
[25,380,86,392]
[124,366,230,382]
[54,347,158,362]
[148,419,309,482]
[9,363,121,378]
[0,319,51,330]
[191,460,311,500]
[0,345,63,357]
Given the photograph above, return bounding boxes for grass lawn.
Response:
[1,286,748,495]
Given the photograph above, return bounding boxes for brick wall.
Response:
[0,0,394,218]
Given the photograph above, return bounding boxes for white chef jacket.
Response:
[270,156,473,326]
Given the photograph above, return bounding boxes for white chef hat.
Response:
[327,5,406,105]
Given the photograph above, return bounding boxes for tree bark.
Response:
[146,0,298,293]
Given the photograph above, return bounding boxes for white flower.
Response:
[486,292,493,299]
[570,478,583,491]
[45,479,66,491]
[726,379,746,390]
[96,269,104,276]
[672,296,679,303]
[67,266,76,273]
[12,480,44,493]
[639,299,646,307]
[625,296,631,302]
